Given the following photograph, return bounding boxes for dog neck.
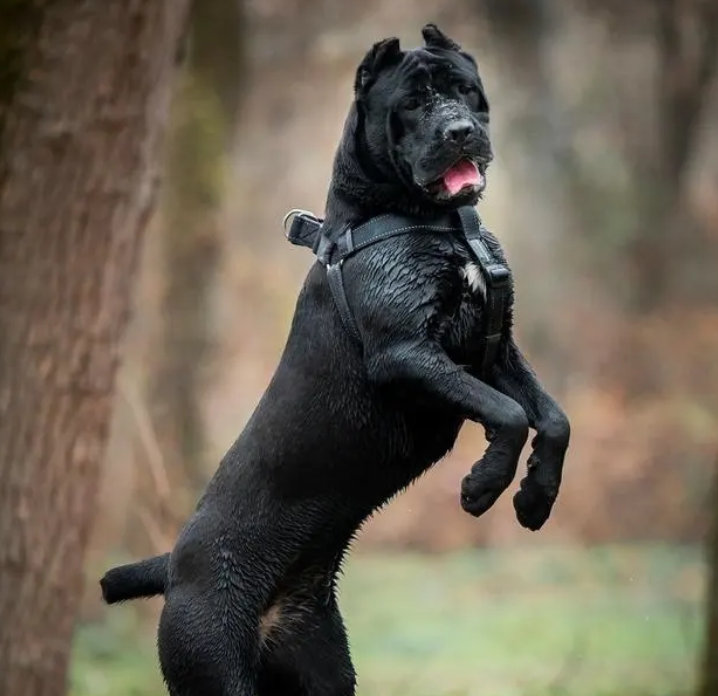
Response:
[322,104,457,239]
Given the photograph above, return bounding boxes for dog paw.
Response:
[460,471,510,518]
[513,470,558,531]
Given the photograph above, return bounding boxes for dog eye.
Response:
[457,83,476,95]
[402,97,421,111]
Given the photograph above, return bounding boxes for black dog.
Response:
[100,24,570,696]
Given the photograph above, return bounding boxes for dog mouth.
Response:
[420,159,486,199]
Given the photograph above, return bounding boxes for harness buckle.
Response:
[485,264,510,288]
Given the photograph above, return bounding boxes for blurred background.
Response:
[74,1,718,695]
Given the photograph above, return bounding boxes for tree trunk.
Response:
[699,458,718,696]
[0,2,190,695]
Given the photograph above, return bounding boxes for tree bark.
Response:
[0,2,190,695]
[699,457,718,696]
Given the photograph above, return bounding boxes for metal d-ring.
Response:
[282,208,316,237]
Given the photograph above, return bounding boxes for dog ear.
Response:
[422,23,461,51]
[354,37,403,99]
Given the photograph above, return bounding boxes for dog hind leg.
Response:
[157,587,260,696]
[257,592,356,696]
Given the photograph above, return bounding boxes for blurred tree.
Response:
[146,0,245,517]
[699,457,718,696]
[474,0,718,399]
[0,2,190,695]
[478,0,718,312]
[576,0,718,395]
[477,0,573,169]
[470,0,582,389]
[623,0,718,312]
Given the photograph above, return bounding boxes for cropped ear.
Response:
[422,23,461,51]
[354,37,403,99]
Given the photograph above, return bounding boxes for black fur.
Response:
[100,24,570,696]
[100,553,170,603]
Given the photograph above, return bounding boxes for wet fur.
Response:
[100,24,570,696]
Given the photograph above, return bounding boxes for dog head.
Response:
[351,24,492,210]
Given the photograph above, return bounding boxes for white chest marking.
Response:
[461,261,486,298]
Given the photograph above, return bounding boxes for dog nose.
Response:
[445,120,475,143]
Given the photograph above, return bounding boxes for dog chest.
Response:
[460,260,486,298]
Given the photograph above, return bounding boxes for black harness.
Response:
[283,205,510,376]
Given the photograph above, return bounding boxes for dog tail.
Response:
[100,552,170,604]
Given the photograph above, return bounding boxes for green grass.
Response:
[71,544,705,696]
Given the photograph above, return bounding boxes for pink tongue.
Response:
[443,160,482,195]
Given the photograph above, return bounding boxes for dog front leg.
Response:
[490,340,570,531]
[367,343,529,518]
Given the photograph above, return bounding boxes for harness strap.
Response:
[326,262,362,344]
[457,207,510,375]
[287,211,457,344]
[284,206,510,375]
[327,214,457,265]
